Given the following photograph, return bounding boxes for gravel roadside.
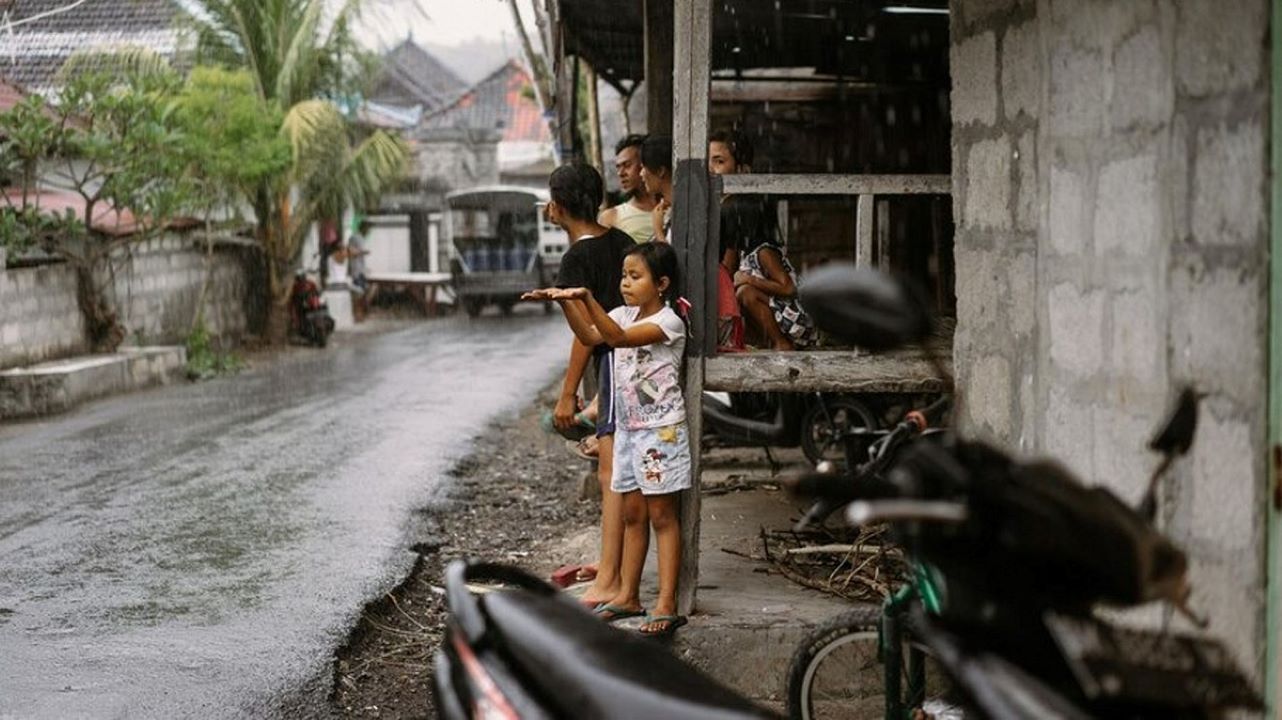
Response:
[331,385,601,719]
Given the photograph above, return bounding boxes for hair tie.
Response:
[675,296,692,318]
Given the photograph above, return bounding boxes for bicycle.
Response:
[785,397,959,720]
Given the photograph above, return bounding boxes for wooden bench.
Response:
[365,272,452,317]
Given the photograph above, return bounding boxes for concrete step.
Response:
[0,346,187,420]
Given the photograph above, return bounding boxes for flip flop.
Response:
[594,604,646,623]
[541,410,596,441]
[565,438,598,462]
[639,614,688,637]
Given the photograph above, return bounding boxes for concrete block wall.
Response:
[0,257,89,368]
[106,235,255,347]
[951,0,1270,678]
[0,233,257,369]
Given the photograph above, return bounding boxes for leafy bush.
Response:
[184,321,244,381]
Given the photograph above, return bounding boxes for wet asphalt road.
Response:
[0,311,569,719]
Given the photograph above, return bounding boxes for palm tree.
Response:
[184,0,409,312]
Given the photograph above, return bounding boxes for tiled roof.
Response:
[419,60,550,144]
[369,39,465,113]
[0,0,184,95]
[4,187,141,236]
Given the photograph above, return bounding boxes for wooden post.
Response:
[644,0,674,136]
[856,194,875,267]
[556,55,580,163]
[672,0,712,615]
[584,61,605,180]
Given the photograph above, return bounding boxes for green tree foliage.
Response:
[185,0,410,315]
[172,66,292,218]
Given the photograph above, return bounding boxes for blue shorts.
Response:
[611,423,692,495]
[596,351,615,438]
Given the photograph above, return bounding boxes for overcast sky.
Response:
[353,0,535,51]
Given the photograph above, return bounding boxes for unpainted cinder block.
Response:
[1170,266,1264,407]
[1174,0,1266,98]
[1111,23,1173,129]
[1049,163,1089,255]
[1192,122,1265,248]
[1189,410,1258,554]
[963,137,1012,230]
[951,30,999,127]
[1048,281,1106,376]
[1095,152,1160,257]
[1001,21,1041,121]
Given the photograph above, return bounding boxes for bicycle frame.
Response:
[879,562,943,720]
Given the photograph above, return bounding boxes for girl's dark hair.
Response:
[548,163,604,220]
[709,129,754,167]
[625,241,681,304]
[640,135,673,176]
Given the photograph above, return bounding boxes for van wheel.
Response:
[463,298,484,318]
[498,300,515,316]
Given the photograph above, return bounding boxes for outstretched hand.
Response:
[521,287,590,302]
[521,288,556,301]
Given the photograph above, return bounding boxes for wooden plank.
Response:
[722,173,952,196]
[876,198,891,270]
[856,194,874,268]
[704,173,722,358]
[644,0,674,135]
[672,0,712,616]
[705,350,952,393]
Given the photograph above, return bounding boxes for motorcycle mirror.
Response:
[798,263,932,352]
[1149,387,1199,457]
[1138,387,1200,521]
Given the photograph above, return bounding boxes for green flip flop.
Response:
[593,604,646,623]
[639,614,688,637]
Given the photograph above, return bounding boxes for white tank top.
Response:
[611,201,656,243]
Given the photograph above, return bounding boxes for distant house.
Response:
[414,60,554,194]
[0,0,185,96]
[366,39,466,118]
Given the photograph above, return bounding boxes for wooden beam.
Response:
[644,0,674,135]
[705,350,952,393]
[672,0,711,616]
[856,194,874,268]
[721,174,952,196]
[584,61,604,179]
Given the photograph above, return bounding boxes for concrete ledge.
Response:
[0,346,187,420]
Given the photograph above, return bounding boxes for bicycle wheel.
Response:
[788,609,961,720]
[787,608,884,720]
[800,396,878,468]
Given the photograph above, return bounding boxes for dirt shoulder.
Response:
[331,385,601,719]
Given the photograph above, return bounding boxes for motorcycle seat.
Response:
[482,590,774,720]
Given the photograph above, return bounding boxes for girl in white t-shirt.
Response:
[524,242,691,636]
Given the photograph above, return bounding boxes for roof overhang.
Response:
[558,0,949,94]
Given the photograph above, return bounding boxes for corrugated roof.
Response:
[419,60,549,144]
[0,0,184,95]
[369,39,466,113]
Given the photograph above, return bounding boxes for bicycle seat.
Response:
[482,590,775,720]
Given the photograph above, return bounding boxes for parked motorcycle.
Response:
[701,390,882,469]
[289,268,334,347]
[784,263,1263,720]
[432,561,778,720]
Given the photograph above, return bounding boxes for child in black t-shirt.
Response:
[543,163,635,609]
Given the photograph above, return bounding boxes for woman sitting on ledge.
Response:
[734,232,817,351]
